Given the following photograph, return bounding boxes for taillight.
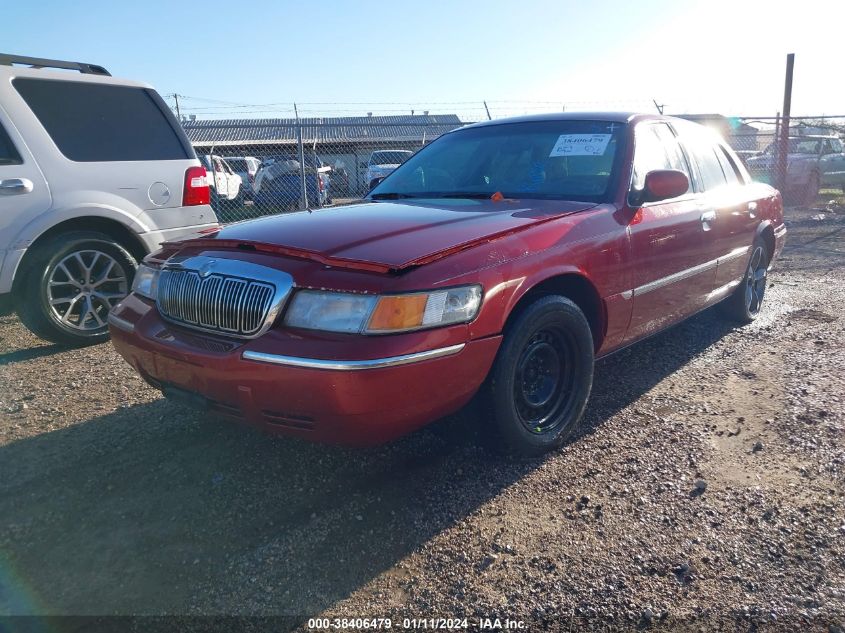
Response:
[319,174,325,192]
[183,166,210,206]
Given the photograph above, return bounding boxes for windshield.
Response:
[369,120,625,203]
[370,151,412,166]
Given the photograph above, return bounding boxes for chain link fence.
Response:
[179,110,845,223]
[183,114,466,223]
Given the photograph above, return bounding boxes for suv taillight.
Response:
[183,166,210,206]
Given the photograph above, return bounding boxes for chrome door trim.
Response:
[633,259,718,296]
[242,343,465,371]
[631,245,750,297]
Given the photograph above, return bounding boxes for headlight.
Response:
[131,263,160,300]
[284,290,377,334]
[284,285,482,334]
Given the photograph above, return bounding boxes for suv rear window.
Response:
[13,78,190,162]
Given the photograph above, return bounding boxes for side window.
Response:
[715,146,742,185]
[831,139,844,154]
[690,141,728,191]
[0,122,23,166]
[631,123,691,195]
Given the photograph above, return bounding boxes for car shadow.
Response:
[0,307,736,624]
[0,343,65,367]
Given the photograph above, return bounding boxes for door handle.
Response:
[0,178,34,195]
[747,201,757,218]
[700,210,716,222]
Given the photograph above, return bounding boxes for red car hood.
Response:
[179,199,597,273]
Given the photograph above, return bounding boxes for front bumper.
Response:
[108,295,501,446]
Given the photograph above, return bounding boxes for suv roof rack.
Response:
[0,53,110,76]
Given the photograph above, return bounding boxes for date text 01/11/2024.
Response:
[306,617,527,630]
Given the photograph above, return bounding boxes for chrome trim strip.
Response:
[632,246,751,297]
[242,343,466,371]
[634,259,718,296]
[719,245,751,264]
[774,224,787,238]
[107,312,135,333]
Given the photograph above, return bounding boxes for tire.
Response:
[718,237,769,324]
[483,295,594,456]
[16,231,137,347]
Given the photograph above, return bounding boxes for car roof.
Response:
[0,62,152,89]
[460,111,664,130]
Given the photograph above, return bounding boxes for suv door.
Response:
[626,122,716,341]
[0,110,51,290]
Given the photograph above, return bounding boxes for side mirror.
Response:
[642,169,689,203]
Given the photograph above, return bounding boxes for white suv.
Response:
[0,54,218,346]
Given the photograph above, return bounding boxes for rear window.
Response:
[13,78,190,162]
[225,158,248,171]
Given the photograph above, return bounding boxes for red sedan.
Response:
[109,113,786,455]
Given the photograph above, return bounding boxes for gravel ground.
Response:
[1,203,843,631]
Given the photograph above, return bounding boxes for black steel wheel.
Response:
[485,295,594,456]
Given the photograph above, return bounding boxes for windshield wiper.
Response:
[433,192,497,199]
[370,192,418,200]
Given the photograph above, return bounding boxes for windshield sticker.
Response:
[549,134,612,157]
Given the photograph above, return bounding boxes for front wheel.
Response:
[484,296,594,456]
[16,231,137,346]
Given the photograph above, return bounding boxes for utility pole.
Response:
[173,93,182,121]
[483,101,492,121]
[294,103,308,211]
[777,54,795,195]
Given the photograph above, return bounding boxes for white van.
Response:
[0,54,218,346]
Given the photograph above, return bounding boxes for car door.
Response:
[686,137,757,292]
[820,138,845,187]
[0,110,51,271]
[626,122,717,341]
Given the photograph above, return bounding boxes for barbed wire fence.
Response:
[164,96,845,223]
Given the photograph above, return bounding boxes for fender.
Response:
[7,200,151,252]
[497,262,607,344]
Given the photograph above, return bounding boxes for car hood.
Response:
[183,199,597,273]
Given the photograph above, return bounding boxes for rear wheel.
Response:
[16,231,137,346]
[719,238,769,324]
[484,296,594,456]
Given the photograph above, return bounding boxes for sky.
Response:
[4,0,844,121]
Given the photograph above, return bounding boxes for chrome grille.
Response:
[157,268,277,337]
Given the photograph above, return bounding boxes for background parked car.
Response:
[365,149,413,190]
[253,154,331,209]
[746,135,845,204]
[0,53,217,346]
[223,156,260,200]
[198,154,242,203]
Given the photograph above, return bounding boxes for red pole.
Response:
[777,54,794,194]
